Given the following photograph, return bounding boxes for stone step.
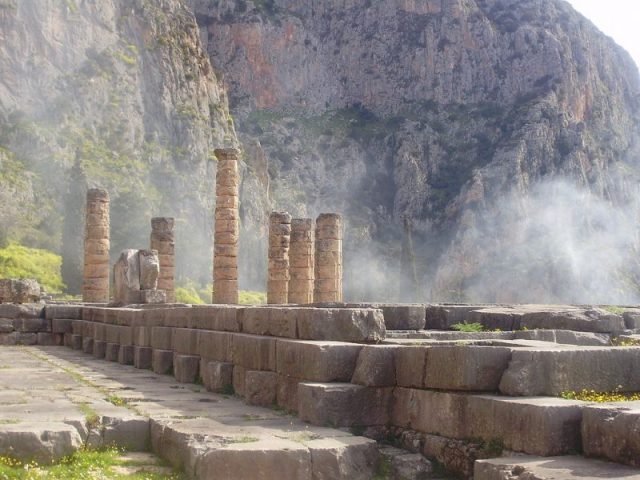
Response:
[475,455,640,479]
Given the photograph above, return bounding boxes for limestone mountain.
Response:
[192,0,640,302]
[0,0,237,291]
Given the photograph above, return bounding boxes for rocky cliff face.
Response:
[0,0,237,291]
[193,0,640,302]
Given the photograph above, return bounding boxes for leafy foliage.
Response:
[0,243,65,293]
[561,388,640,402]
[451,322,484,332]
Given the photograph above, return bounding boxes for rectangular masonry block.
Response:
[52,318,74,334]
[395,346,428,388]
[134,346,153,370]
[240,307,297,338]
[581,403,640,467]
[297,308,385,343]
[200,360,233,393]
[172,328,200,355]
[151,327,173,350]
[499,347,640,396]
[198,331,233,362]
[118,345,134,365]
[13,318,48,333]
[379,304,427,330]
[105,342,120,362]
[276,339,362,382]
[82,337,94,354]
[93,340,107,358]
[233,365,246,398]
[173,354,200,383]
[245,370,278,407]
[152,349,174,375]
[277,374,301,413]
[45,304,83,320]
[298,383,392,428]
[351,345,398,386]
[391,388,585,456]
[191,305,241,332]
[133,326,152,347]
[232,334,276,371]
[71,334,83,350]
[36,332,57,346]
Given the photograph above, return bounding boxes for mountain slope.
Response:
[193,0,640,302]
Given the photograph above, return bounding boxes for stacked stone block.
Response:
[150,217,176,303]
[213,148,240,304]
[288,218,315,304]
[268,212,292,304]
[83,188,110,303]
[314,213,343,303]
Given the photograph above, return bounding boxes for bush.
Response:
[238,290,266,305]
[0,243,65,293]
[451,322,484,332]
[175,286,205,304]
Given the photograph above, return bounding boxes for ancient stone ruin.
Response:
[212,148,240,304]
[82,188,110,303]
[113,249,165,305]
[150,217,176,303]
[0,278,41,303]
[314,213,343,303]
[288,218,315,304]
[267,211,291,304]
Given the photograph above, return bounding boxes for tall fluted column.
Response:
[150,217,175,303]
[314,213,343,303]
[213,148,240,304]
[288,218,315,304]
[83,188,110,303]
[267,212,292,304]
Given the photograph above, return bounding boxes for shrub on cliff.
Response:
[0,242,65,293]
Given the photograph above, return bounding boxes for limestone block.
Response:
[201,360,234,392]
[82,337,94,354]
[105,342,120,362]
[306,436,379,480]
[298,383,391,427]
[391,388,584,456]
[351,345,397,386]
[173,354,200,383]
[379,304,426,330]
[425,346,512,391]
[13,317,48,332]
[134,346,153,369]
[0,279,41,303]
[102,416,150,453]
[52,318,74,334]
[581,403,640,467]
[0,303,43,319]
[499,347,640,396]
[276,339,362,382]
[118,345,134,365]
[474,455,640,480]
[44,305,82,320]
[152,349,173,375]
[36,332,57,346]
[195,438,312,480]
[0,318,13,333]
[150,326,173,350]
[379,447,433,480]
[232,334,276,371]
[233,365,246,397]
[113,249,140,304]
[240,307,297,338]
[141,289,166,304]
[191,306,241,332]
[277,374,301,412]
[0,423,84,464]
[297,308,385,343]
[93,340,106,358]
[3,332,37,345]
[245,370,278,406]
[198,330,233,362]
[71,334,82,350]
[513,329,610,346]
[172,328,200,355]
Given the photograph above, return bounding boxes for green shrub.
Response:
[451,322,484,332]
[0,243,65,293]
[175,286,205,305]
[238,290,266,305]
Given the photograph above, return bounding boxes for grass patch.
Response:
[106,395,128,407]
[227,435,259,444]
[0,419,20,425]
[561,388,640,402]
[451,322,484,332]
[602,306,626,315]
[0,447,186,479]
[373,455,392,479]
[77,403,100,429]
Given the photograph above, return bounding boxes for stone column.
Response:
[288,218,315,304]
[213,148,240,304]
[150,217,175,303]
[267,212,292,304]
[314,213,343,303]
[83,188,110,303]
